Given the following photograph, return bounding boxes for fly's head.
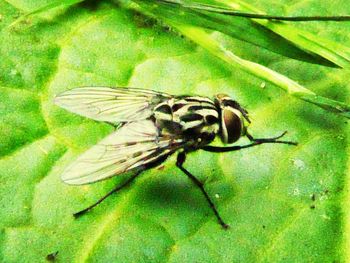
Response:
[214,94,251,144]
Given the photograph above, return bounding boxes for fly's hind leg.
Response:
[176,152,229,229]
[73,170,142,218]
[73,155,170,218]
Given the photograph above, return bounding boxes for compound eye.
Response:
[221,108,242,144]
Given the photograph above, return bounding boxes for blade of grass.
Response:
[173,24,350,118]
[146,1,337,67]
[214,0,350,68]
[155,0,350,68]
[130,0,350,118]
[160,0,350,22]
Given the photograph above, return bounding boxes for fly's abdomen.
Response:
[153,97,220,140]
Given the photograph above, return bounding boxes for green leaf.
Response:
[0,0,349,262]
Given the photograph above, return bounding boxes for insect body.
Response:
[153,94,243,148]
[55,87,296,228]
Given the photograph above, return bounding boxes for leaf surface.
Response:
[0,0,349,262]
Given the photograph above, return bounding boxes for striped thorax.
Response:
[153,93,250,148]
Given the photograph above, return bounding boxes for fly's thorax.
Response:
[214,94,250,144]
[153,97,220,141]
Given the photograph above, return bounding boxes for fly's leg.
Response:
[73,170,142,218]
[201,131,297,152]
[176,152,229,229]
[246,131,297,145]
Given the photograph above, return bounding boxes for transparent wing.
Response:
[54,87,172,122]
[61,120,184,185]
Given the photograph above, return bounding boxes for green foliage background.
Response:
[0,0,349,262]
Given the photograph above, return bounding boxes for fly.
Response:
[55,87,297,229]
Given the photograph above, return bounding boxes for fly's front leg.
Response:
[201,131,297,152]
[246,131,297,145]
[176,152,229,229]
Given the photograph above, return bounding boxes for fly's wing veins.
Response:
[54,87,172,123]
[61,120,185,185]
